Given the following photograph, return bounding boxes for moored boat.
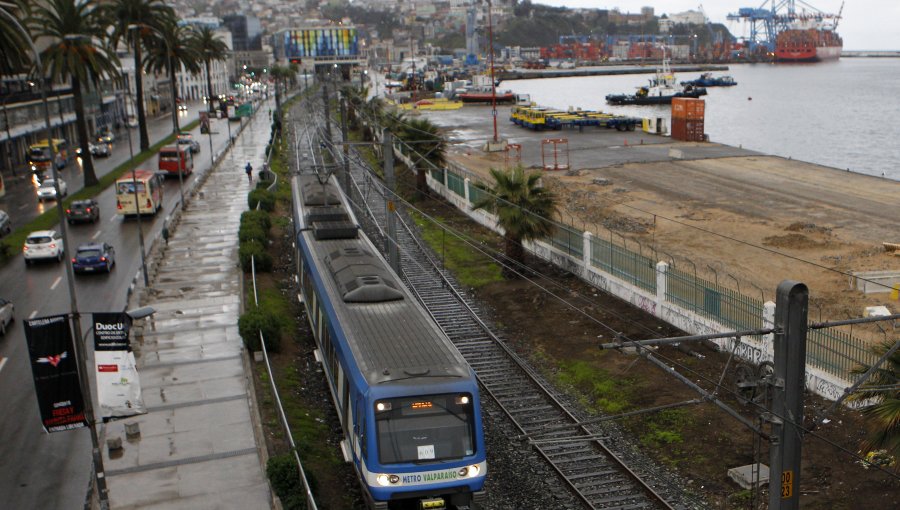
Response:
[681,73,737,87]
[606,55,707,106]
[457,89,516,103]
[775,27,842,62]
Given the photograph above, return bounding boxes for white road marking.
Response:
[0,357,7,374]
[50,276,62,290]
[109,214,117,222]
[92,230,102,240]
[19,203,30,210]
[29,310,37,319]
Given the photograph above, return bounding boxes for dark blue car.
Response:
[72,242,115,273]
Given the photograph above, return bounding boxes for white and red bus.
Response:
[116,169,163,216]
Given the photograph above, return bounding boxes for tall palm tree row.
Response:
[142,19,201,134]
[28,0,121,187]
[193,25,229,114]
[108,0,173,151]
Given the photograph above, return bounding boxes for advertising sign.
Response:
[93,313,146,419]
[283,28,359,59]
[24,315,88,433]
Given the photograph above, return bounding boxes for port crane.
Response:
[727,0,842,54]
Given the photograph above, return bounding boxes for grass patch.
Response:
[0,120,198,265]
[555,358,634,414]
[410,210,502,289]
[638,408,692,448]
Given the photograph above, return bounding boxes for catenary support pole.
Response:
[339,95,350,192]
[382,130,400,274]
[769,280,808,510]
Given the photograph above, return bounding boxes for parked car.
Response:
[66,199,100,224]
[0,210,11,236]
[176,132,201,153]
[90,143,111,157]
[0,297,13,336]
[72,242,115,273]
[24,230,64,264]
[36,178,67,202]
[125,116,138,128]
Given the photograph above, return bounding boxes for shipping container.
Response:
[671,98,705,120]
[671,118,705,142]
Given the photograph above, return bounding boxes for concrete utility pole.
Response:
[339,95,351,192]
[322,77,332,149]
[769,280,808,510]
[382,130,400,274]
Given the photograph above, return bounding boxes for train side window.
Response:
[341,375,350,434]
[359,403,367,458]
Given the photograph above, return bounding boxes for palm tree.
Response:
[29,0,120,187]
[848,339,900,457]
[0,1,30,79]
[108,0,171,152]
[397,117,444,197]
[143,19,200,135]
[192,25,229,115]
[0,1,31,176]
[471,166,559,277]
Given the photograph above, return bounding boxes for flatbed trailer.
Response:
[510,105,639,131]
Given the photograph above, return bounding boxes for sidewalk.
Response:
[100,103,273,509]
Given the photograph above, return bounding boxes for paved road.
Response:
[0,100,264,509]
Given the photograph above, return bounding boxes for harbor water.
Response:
[503,58,900,181]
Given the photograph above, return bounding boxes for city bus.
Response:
[157,145,193,176]
[28,139,69,179]
[115,170,164,216]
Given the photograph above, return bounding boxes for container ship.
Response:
[775,27,842,62]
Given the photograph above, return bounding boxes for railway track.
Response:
[339,154,687,510]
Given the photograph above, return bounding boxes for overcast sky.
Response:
[530,1,900,51]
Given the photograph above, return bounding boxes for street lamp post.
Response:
[123,70,150,289]
[128,23,184,209]
[0,6,109,509]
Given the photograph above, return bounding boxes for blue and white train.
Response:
[291,173,487,509]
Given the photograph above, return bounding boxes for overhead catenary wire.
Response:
[315,88,900,480]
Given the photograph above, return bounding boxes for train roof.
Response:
[292,175,472,388]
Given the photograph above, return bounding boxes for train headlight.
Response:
[458,465,480,478]
[376,474,400,486]
[375,401,392,412]
[456,395,470,405]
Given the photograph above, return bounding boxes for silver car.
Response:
[36,178,68,202]
[0,297,13,336]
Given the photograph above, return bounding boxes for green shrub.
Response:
[241,210,272,230]
[238,306,282,352]
[265,454,317,510]
[239,240,273,273]
[248,188,275,211]
[239,223,268,245]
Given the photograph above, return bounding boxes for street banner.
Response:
[199,111,210,134]
[93,313,146,419]
[24,315,88,433]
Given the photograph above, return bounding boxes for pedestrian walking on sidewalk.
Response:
[245,162,253,183]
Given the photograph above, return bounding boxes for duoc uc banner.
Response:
[93,312,146,419]
[24,315,89,433]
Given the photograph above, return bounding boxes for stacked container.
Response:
[671,98,705,142]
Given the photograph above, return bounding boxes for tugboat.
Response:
[605,55,707,105]
[681,72,737,87]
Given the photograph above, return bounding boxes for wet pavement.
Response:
[100,101,273,509]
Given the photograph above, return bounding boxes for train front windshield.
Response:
[375,394,476,464]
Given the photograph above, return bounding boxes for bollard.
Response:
[125,422,141,439]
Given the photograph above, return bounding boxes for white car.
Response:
[0,297,13,336]
[23,230,64,264]
[36,178,67,202]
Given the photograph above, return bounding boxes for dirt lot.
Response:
[412,190,900,509]
[441,140,900,337]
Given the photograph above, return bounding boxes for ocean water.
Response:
[502,58,900,181]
